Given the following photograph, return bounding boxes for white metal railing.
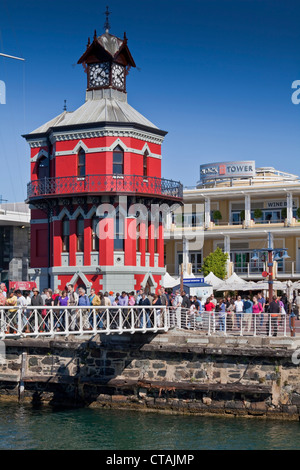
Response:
[1,305,298,339]
[175,308,300,337]
[0,306,169,338]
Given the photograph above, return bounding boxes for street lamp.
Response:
[251,232,289,301]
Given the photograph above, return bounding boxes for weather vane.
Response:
[104,6,111,33]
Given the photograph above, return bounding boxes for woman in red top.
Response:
[204,297,215,312]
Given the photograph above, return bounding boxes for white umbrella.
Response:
[255,280,286,291]
[204,271,225,290]
[217,272,250,291]
[162,272,180,288]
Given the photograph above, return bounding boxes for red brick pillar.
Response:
[69,220,77,266]
[53,220,62,267]
[99,217,114,266]
[125,217,137,266]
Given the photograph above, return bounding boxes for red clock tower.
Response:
[24,25,183,294]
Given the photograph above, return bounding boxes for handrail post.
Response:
[65,308,69,335]
[79,308,83,335]
[49,309,54,335]
[34,309,38,335]
[17,308,22,335]
[119,308,123,334]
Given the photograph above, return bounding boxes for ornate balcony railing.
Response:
[27,174,183,201]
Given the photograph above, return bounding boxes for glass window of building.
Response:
[77,215,84,252]
[114,209,124,251]
[143,150,148,178]
[91,215,99,251]
[38,156,49,180]
[62,216,69,252]
[77,148,86,177]
[113,145,124,175]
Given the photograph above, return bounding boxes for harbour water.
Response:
[0,403,299,450]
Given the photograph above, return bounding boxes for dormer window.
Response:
[77,148,86,177]
[113,145,124,175]
[38,156,49,180]
[143,150,148,178]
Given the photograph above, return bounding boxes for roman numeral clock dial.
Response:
[89,62,110,87]
[112,64,125,90]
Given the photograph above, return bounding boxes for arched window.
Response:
[114,206,124,251]
[113,145,124,175]
[62,216,69,253]
[38,156,49,180]
[77,215,84,252]
[143,150,148,178]
[91,215,99,251]
[77,148,86,177]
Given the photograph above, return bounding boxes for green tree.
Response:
[281,208,287,220]
[254,208,263,220]
[200,247,229,279]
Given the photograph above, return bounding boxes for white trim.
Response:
[141,271,157,289]
[31,148,49,162]
[51,127,165,145]
[69,270,92,291]
[73,140,89,153]
[54,139,162,160]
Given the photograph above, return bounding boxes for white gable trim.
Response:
[31,148,49,163]
[69,270,92,292]
[141,272,157,289]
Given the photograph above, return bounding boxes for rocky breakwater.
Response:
[0,331,299,419]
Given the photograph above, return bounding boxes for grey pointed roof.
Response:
[28,88,160,136]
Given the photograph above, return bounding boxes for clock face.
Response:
[89,62,110,87]
[112,64,125,89]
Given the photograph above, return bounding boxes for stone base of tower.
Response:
[29,267,165,295]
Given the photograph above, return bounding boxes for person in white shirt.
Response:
[0,284,7,298]
[15,289,27,333]
[234,295,244,329]
[210,294,217,307]
[173,290,183,328]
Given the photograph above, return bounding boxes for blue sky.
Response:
[0,0,300,202]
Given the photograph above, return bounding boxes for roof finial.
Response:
[63,100,67,112]
[104,5,111,33]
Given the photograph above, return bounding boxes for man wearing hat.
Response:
[109,291,115,305]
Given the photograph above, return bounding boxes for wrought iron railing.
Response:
[27,175,183,200]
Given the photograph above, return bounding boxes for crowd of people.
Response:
[0,280,298,336]
[0,283,178,333]
[181,292,296,336]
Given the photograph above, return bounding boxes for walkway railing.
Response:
[1,306,298,338]
[0,306,169,338]
[175,308,298,337]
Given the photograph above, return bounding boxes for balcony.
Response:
[27,174,183,202]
